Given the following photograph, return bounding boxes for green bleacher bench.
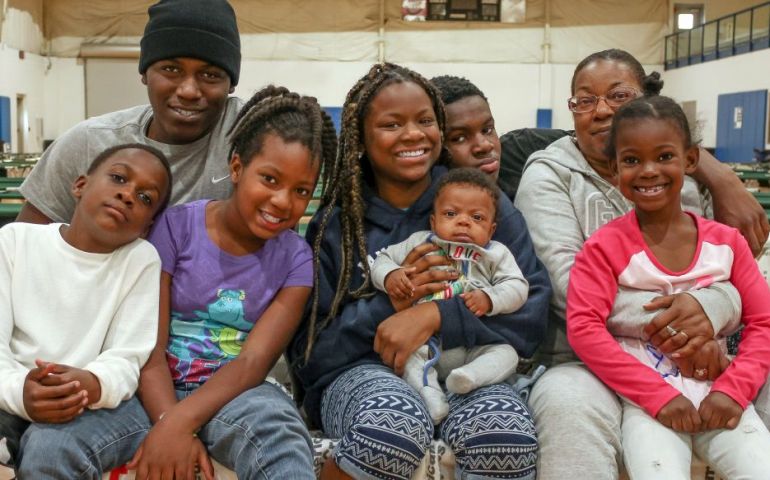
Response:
[0,177,24,188]
[305,199,319,216]
[0,161,37,169]
[0,190,24,200]
[0,177,26,223]
[734,170,770,182]
[0,203,22,218]
[295,184,324,238]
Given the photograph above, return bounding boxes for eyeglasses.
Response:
[567,87,641,113]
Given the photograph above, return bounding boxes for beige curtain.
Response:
[6,0,669,64]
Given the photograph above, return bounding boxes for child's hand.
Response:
[656,395,702,433]
[23,362,88,423]
[698,391,743,430]
[128,416,215,480]
[461,290,492,317]
[36,360,102,406]
[385,269,415,300]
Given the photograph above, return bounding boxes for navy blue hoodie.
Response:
[289,166,551,427]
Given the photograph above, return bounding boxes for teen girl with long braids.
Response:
[290,63,551,480]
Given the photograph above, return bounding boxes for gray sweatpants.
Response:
[528,361,770,480]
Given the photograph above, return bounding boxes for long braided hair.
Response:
[226,85,337,193]
[303,63,450,359]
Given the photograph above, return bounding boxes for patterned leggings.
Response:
[321,364,537,480]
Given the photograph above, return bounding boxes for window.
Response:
[674,4,704,32]
[427,0,501,22]
[678,13,694,30]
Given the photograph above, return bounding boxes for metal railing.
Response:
[665,2,770,69]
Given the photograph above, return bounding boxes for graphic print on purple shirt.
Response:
[148,200,313,386]
[167,288,251,383]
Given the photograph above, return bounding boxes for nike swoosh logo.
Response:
[211,174,230,184]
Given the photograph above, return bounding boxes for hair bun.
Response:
[642,71,664,96]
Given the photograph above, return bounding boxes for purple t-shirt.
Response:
[148,200,313,385]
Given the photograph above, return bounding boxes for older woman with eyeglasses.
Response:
[514,49,770,479]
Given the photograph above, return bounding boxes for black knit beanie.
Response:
[139,0,241,85]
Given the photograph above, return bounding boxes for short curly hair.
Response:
[431,75,488,106]
[435,167,500,219]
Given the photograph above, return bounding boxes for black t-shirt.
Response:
[499,128,572,201]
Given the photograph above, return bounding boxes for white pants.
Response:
[622,401,770,480]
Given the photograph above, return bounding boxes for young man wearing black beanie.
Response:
[18,0,244,225]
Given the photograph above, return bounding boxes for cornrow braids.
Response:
[605,95,695,161]
[304,62,450,360]
[227,85,334,170]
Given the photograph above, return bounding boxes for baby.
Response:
[372,167,528,423]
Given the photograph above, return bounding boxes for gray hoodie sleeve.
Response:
[606,282,742,339]
[684,282,742,335]
[514,160,583,323]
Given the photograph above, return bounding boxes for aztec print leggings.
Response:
[321,364,537,480]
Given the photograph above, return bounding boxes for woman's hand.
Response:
[710,174,770,257]
[692,148,770,256]
[671,339,730,380]
[698,391,743,430]
[388,243,458,311]
[656,395,702,433]
[128,418,214,480]
[642,293,715,358]
[374,302,440,375]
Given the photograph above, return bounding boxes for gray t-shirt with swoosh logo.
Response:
[20,96,244,223]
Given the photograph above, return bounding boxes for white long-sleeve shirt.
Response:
[0,223,160,420]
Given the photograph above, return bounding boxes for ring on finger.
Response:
[695,368,707,378]
[666,325,678,337]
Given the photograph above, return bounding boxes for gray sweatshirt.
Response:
[514,135,741,366]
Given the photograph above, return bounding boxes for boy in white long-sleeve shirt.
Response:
[0,143,171,476]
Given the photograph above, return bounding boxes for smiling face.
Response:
[229,133,319,250]
[444,95,501,180]
[143,57,232,145]
[363,81,442,197]
[613,117,698,215]
[571,59,642,177]
[430,183,497,246]
[71,148,170,252]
